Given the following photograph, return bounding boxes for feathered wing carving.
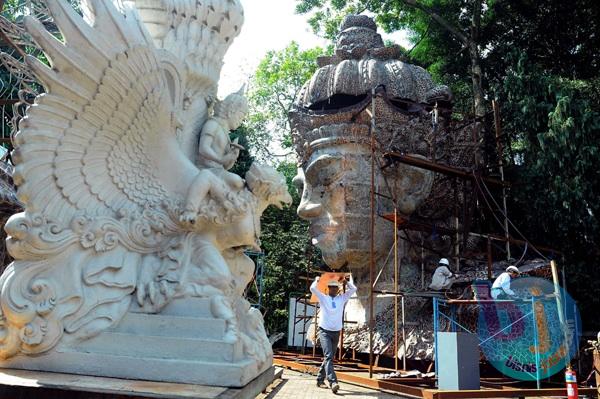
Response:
[130,0,245,162]
[13,0,197,221]
[131,0,244,96]
[0,0,203,358]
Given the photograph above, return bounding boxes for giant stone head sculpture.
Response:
[291,15,455,278]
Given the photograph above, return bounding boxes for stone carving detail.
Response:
[290,15,476,328]
[0,0,290,387]
[291,15,452,275]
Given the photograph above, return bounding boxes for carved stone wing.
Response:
[131,0,244,97]
[13,0,194,223]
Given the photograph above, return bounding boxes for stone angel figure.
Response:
[0,0,291,386]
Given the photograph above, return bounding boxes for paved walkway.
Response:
[261,369,404,399]
[260,369,571,399]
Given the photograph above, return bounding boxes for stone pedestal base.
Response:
[0,298,273,388]
[0,367,279,398]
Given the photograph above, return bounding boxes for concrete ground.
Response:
[260,369,401,398]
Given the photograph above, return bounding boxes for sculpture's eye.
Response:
[304,155,343,189]
[318,168,343,188]
[292,174,304,195]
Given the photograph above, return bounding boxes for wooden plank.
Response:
[0,369,228,398]
[0,99,19,105]
[308,272,350,303]
[275,352,598,399]
[0,367,278,399]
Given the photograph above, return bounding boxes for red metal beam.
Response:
[423,387,598,399]
[380,213,562,255]
[383,153,509,187]
[274,355,598,399]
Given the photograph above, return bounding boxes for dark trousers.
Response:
[317,327,340,384]
[492,289,511,300]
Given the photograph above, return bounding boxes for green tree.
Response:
[259,161,321,336]
[296,0,600,117]
[497,55,600,326]
[230,127,319,336]
[296,0,489,118]
[238,42,333,338]
[0,0,82,145]
[247,41,329,160]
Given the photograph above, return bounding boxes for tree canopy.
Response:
[246,41,329,160]
[235,42,331,335]
[296,0,600,116]
[294,0,600,329]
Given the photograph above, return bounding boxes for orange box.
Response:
[309,272,352,303]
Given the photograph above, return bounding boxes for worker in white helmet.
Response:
[429,258,457,291]
[491,266,520,299]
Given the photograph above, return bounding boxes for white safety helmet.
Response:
[506,266,520,274]
[327,280,340,288]
[439,258,450,266]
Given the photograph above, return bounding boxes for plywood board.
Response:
[309,272,352,303]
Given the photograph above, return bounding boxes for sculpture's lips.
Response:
[310,230,339,247]
[231,242,261,253]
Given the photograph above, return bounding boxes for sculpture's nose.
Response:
[298,201,322,219]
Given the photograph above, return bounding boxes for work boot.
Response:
[331,382,339,393]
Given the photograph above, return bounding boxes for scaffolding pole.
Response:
[401,295,406,371]
[394,208,399,370]
[368,88,376,379]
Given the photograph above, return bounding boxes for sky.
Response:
[218,0,410,97]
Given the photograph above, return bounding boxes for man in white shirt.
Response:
[429,258,456,290]
[310,275,357,393]
[491,266,520,299]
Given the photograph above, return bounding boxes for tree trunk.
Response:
[470,0,485,118]
[402,0,485,117]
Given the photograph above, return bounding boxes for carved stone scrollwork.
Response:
[0,0,289,387]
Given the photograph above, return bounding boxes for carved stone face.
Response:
[295,141,372,270]
[228,108,247,130]
[336,27,384,54]
[294,135,434,273]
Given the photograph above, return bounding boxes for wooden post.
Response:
[339,278,346,361]
[550,260,565,326]
[453,178,460,271]
[312,306,318,358]
[594,350,600,388]
[401,295,407,371]
[550,260,569,368]
[394,208,399,370]
[421,235,425,289]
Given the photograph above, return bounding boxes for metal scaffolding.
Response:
[364,88,564,380]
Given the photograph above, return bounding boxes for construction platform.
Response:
[274,351,598,399]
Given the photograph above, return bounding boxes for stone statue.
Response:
[291,14,450,275]
[181,90,248,224]
[290,15,476,331]
[0,0,292,388]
